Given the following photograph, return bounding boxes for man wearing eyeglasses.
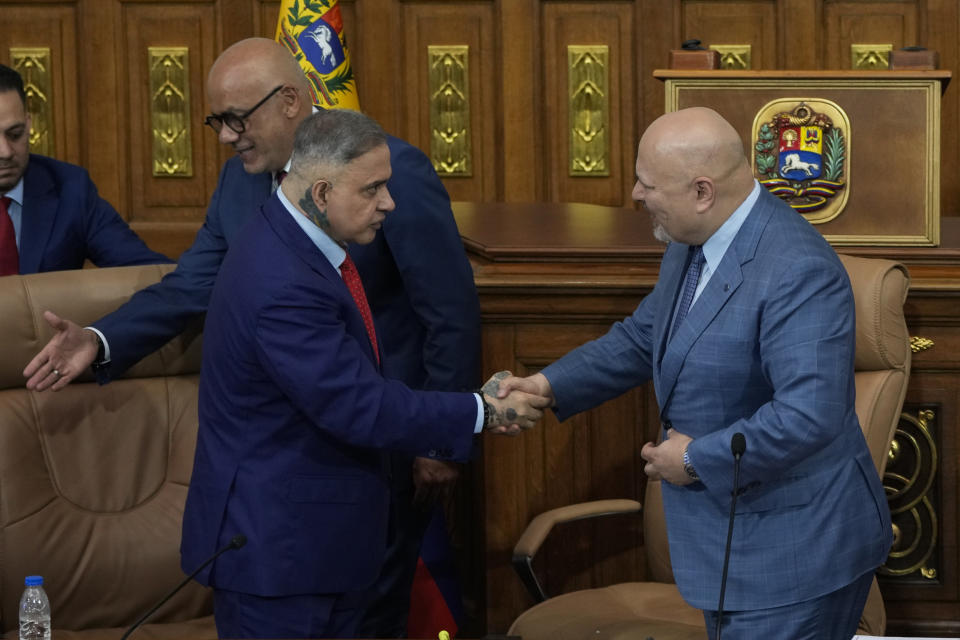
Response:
[23,37,481,638]
[0,64,171,276]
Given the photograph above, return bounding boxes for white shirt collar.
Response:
[276,183,347,273]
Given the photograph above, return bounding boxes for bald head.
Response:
[208,38,311,98]
[633,107,756,245]
[642,107,749,186]
[206,38,313,175]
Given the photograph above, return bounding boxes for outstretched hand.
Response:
[22,311,99,392]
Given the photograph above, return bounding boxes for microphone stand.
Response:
[716,433,746,640]
[120,534,247,640]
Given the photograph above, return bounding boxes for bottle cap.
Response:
[24,576,43,586]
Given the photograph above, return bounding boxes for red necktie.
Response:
[0,197,18,276]
[340,254,380,365]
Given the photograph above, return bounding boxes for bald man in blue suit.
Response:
[499,108,892,640]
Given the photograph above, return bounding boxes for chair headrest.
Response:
[838,254,910,372]
[0,265,201,390]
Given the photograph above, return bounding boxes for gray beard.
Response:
[653,224,674,244]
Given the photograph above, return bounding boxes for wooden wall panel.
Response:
[400,3,497,202]
[480,318,651,631]
[120,3,219,224]
[0,4,79,167]
[499,0,541,201]
[542,3,636,207]
[777,0,820,69]
[681,0,777,69]
[255,0,281,38]
[823,2,919,69]
[926,0,960,220]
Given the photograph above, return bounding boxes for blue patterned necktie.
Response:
[670,245,704,342]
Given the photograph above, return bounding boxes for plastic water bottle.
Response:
[19,575,51,640]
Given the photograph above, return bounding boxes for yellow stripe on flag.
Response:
[275,0,360,110]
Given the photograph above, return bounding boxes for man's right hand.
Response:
[22,311,99,391]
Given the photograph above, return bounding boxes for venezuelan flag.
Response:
[275,0,360,110]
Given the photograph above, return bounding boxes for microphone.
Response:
[716,433,746,640]
[120,534,246,640]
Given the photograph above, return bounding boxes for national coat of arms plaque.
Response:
[752,99,851,224]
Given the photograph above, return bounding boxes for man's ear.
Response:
[280,85,303,118]
[694,177,715,212]
[311,179,331,209]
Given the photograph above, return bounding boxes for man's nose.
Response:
[218,126,240,145]
[380,187,395,213]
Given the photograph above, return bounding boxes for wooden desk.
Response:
[453,202,960,636]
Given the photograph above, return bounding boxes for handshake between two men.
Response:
[478,370,554,435]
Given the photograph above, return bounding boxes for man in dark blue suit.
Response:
[184,109,544,638]
[499,108,891,640]
[0,64,170,276]
[24,38,481,636]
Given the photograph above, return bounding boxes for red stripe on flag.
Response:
[407,557,458,638]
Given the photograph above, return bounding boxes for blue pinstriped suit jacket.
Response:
[542,188,892,611]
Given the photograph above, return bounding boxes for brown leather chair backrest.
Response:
[0,266,211,635]
[642,254,911,584]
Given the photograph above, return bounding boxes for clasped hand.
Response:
[480,370,551,435]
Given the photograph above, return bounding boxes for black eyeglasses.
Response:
[204,85,284,134]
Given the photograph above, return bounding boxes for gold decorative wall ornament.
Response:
[910,336,934,353]
[11,48,54,157]
[149,47,192,177]
[709,45,752,70]
[851,44,893,70]
[568,45,609,177]
[752,99,851,224]
[428,45,471,177]
[880,409,939,580]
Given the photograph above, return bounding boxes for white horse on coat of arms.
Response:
[780,153,819,177]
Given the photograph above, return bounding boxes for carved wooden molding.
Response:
[851,44,892,70]
[709,44,752,70]
[10,48,54,157]
[149,47,193,177]
[568,45,609,177]
[881,408,939,581]
[429,45,472,177]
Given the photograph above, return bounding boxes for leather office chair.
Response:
[508,254,911,640]
[0,266,217,640]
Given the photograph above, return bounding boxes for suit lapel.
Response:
[657,190,776,415]
[260,195,382,368]
[18,158,58,274]
[654,243,691,368]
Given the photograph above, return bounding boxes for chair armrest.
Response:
[511,499,642,603]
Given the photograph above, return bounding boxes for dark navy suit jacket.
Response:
[92,137,480,405]
[13,154,171,273]
[180,195,478,595]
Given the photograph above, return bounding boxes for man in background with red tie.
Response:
[0,64,170,275]
[181,108,547,639]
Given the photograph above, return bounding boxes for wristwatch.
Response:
[682,447,700,481]
[479,394,493,429]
